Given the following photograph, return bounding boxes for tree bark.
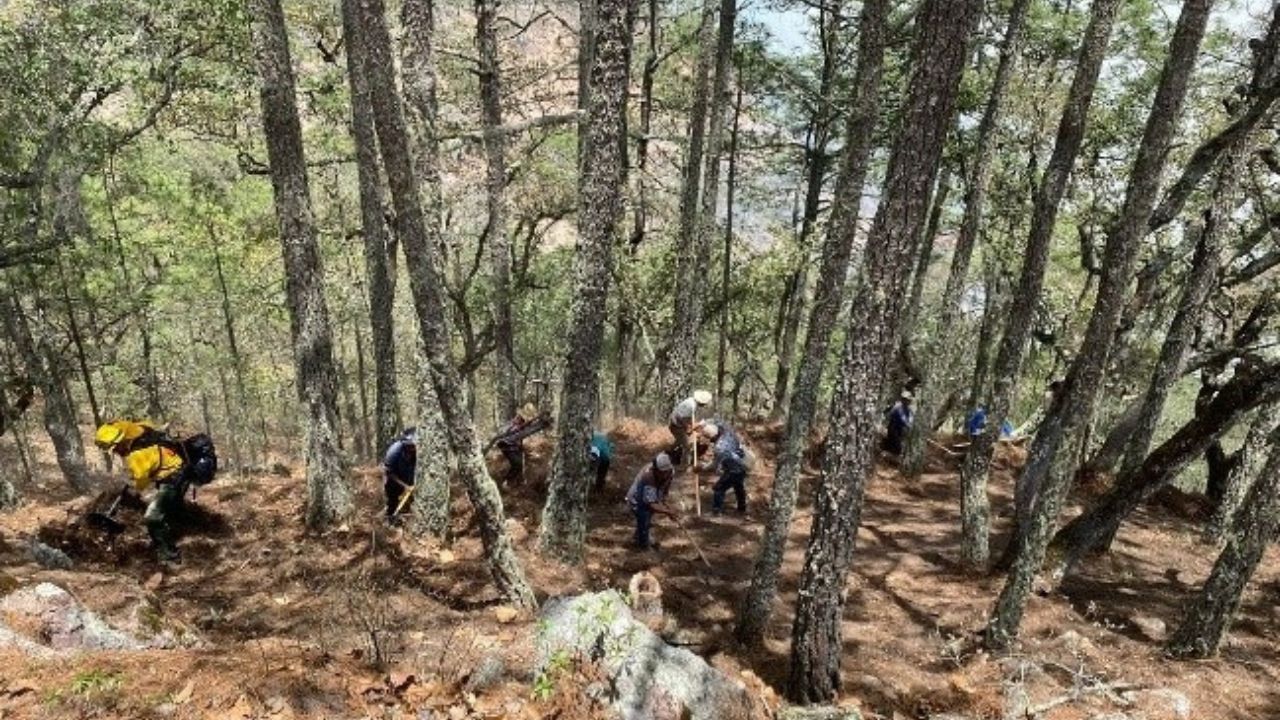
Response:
[343,0,401,452]
[1167,426,1280,658]
[735,0,890,649]
[716,81,743,403]
[615,0,660,417]
[786,0,980,702]
[664,0,718,400]
[773,0,842,414]
[353,0,534,606]
[249,0,353,529]
[402,0,456,542]
[475,0,518,420]
[901,163,952,342]
[1204,403,1279,544]
[959,0,1121,574]
[539,0,634,562]
[1117,145,1248,479]
[1046,362,1280,579]
[902,0,1033,481]
[986,0,1215,651]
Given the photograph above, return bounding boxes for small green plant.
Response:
[531,648,573,701]
[70,669,123,696]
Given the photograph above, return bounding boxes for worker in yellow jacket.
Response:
[95,420,186,563]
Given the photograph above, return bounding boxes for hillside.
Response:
[2,420,1278,719]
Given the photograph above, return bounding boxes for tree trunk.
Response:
[210,227,254,469]
[410,346,454,540]
[615,0,660,417]
[1167,427,1280,658]
[249,0,353,529]
[353,0,535,607]
[343,0,401,452]
[539,0,634,562]
[902,0,1032,481]
[773,1,842,414]
[103,166,164,420]
[786,0,980,702]
[966,253,1005,412]
[475,0,518,419]
[1117,160,1244,479]
[716,81,743,403]
[3,288,89,493]
[1046,363,1280,579]
[901,163,952,341]
[986,0,1214,650]
[1204,403,1279,544]
[735,0,890,649]
[959,0,1121,574]
[664,0,718,400]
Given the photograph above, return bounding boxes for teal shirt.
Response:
[590,432,614,462]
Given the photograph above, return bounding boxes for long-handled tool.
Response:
[674,516,712,569]
[392,481,416,517]
[87,489,128,535]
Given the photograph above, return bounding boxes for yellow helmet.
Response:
[518,403,538,421]
[94,423,126,450]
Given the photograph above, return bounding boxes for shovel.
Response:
[87,490,128,535]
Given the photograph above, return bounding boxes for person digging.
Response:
[381,427,418,525]
[94,420,188,564]
[667,389,712,466]
[488,403,549,484]
[625,452,677,551]
[696,419,749,516]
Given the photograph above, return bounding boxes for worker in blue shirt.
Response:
[882,391,913,456]
[697,419,749,515]
[625,452,677,550]
[382,427,419,523]
[590,431,614,491]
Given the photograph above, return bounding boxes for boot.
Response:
[147,523,181,564]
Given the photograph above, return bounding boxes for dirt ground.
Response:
[1,418,1278,719]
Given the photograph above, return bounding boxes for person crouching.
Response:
[625,452,677,550]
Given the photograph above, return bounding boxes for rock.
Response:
[27,540,73,570]
[1121,688,1191,720]
[628,571,663,618]
[465,655,506,692]
[537,591,762,720]
[1129,615,1168,642]
[777,706,861,720]
[494,606,519,624]
[0,582,149,651]
[1053,629,1098,657]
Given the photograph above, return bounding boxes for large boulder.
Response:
[1,582,149,652]
[537,590,764,720]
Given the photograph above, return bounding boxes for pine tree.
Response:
[986,0,1215,650]
[354,0,535,607]
[539,0,635,562]
[247,0,352,529]
[735,0,890,647]
[786,0,981,701]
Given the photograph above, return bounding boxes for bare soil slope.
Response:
[1,420,1278,719]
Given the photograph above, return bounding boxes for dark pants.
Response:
[500,444,524,483]
[385,475,413,519]
[632,503,653,548]
[145,478,187,560]
[667,422,688,466]
[592,456,611,491]
[713,470,747,513]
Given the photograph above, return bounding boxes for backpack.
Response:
[179,433,219,485]
[131,427,219,486]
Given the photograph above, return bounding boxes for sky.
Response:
[743,0,1274,58]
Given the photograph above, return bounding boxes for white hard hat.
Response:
[699,421,721,439]
[692,390,712,405]
[901,391,914,402]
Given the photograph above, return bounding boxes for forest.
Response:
[1,0,1279,717]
